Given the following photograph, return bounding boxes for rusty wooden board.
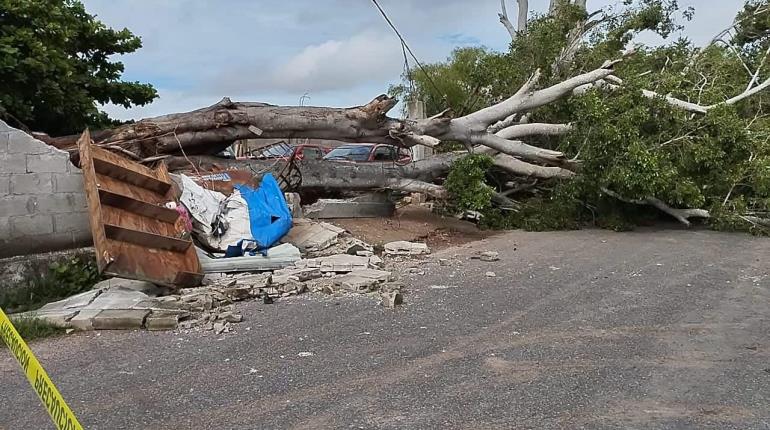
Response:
[77,130,202,288]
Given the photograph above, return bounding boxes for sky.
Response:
[82,0,747,120]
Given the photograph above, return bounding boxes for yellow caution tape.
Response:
[0,308,83,430]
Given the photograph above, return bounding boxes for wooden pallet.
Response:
[77,130,203,288]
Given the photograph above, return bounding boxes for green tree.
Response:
[0,0,156,135]
[394,0,770,233]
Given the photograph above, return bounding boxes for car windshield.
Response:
[324,145,371,161]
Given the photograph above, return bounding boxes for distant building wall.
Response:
[0,120,91,258]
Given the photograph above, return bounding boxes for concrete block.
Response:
[0,195,36,217]
[0,218,9,238]
[6,131,54,155]
[26,153,69,173]
[53,211,89,233]
[304,199,395,219]
[0,175,9,196]
[10,173,54,194]
[384,241,430,256]
[10,214,54,237]
[52,173,84,193]
[0,131,9,150]
[69,309,101,331]
[0,153,28,174]
[91,309,150,330]
[36,193,87,214]
[145,313,180,331]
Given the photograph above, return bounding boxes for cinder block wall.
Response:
[0,120,91,257]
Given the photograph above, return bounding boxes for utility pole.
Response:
[406,99,432,161]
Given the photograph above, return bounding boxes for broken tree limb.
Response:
[601,187,710,227]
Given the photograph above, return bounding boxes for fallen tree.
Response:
[34,0,770,232]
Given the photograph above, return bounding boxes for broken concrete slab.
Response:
[82,288,150,311]
[333,269,393,292]
[270,266,324,285]
[145,312,180,331]
[93,278,164,296]
[346,239,374,257]
[14,309,79,328]
[384,241,430,256]
[38,289,101,311]
[294,254,378,273]
[68,309,102,331]
[282,219,342,253]
[304,197,395,219]
[197,243,301,273]
[90,309,150,330]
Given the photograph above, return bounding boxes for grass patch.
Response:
[0,255,102,314]
[7,317,66,342]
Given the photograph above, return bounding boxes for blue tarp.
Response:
[232,174,292,253]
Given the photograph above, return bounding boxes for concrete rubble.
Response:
[384,241,431,256]
[303,193,395,219]
[12,213,450,332]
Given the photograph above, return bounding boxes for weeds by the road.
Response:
[0,255,102,314]
[7,317,65,342]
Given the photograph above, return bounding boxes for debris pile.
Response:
[14,140,435,333]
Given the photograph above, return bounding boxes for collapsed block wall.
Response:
[0,120,91,258]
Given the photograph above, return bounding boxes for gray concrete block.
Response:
[91,309,150,330]
[304,199,395,219]
[0,218,9,238]
[10,173,54,194]
[26,153,69,173]
[6,131,55,155]
[0,132,9,152]
[53,173,84,193]
[35,193,87,213]
[53,211,89,233]
[0,175,9,196]
[0,195,34,217]
[10,214,54,237]
[0,153,28,174]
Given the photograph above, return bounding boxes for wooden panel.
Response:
[98,188,179,223]
[91,146,171,194]
[78,130,202,288]
[95,173,170,205]
[104,224,191,252]
[77,130,112,271]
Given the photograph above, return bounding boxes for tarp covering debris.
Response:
[178,173,292,253]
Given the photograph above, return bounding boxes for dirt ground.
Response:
[327,205,495,250]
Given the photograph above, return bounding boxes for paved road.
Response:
[2,229,769,429]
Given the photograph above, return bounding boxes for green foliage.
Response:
[0,0,157,134]
[392,0,770,233]
[445,154,495,212]
[7,317,65,342]
[0,255,102,313]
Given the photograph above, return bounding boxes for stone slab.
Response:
[90,309,150,330]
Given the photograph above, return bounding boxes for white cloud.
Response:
[270,31,403,93]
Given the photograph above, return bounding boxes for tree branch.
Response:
[499,0,517,40]
[602,187,710,227]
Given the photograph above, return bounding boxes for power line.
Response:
[369,0,446,104]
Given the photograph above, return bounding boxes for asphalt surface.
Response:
[1,229,769,429]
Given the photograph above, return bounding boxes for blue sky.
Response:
[82,0,747,120]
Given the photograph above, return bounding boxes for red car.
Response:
[240,141,330,161]
[323,144,412,164]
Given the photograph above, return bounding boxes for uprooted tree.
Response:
[40,0,770,232]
